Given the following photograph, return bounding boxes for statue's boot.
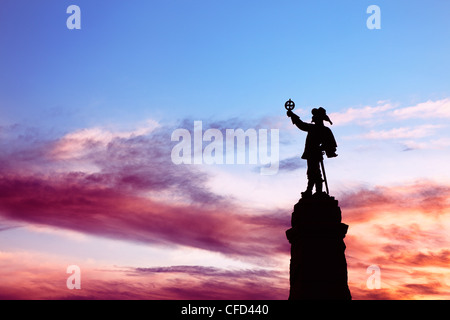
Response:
[315,181,323,194]
[301,181,314,198]
[314,180,329,198]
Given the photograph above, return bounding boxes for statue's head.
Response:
[312,107,333,125]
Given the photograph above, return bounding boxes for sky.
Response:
[0,0,449,300]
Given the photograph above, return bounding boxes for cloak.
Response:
[290,113,338,160]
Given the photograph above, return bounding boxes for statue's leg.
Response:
[315,179,323,193]
[308,159,322,194]
[306,180,314,193]
[301,160,313,197]
[304,159,321,196]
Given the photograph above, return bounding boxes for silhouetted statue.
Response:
[284,100,351,300]
[285,100,337,197]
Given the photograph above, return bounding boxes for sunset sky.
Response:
[0,0,449,299]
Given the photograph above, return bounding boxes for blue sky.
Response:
[1,0,449,131]
[1,1,450,300]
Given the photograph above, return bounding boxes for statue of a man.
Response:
[287,107,337,197]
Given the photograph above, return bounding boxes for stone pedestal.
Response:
[286,193,351,300]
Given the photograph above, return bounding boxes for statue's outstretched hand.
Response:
[287,110,293,117]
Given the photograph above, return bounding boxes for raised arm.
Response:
[287,110,313,132]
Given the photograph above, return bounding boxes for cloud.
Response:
[348,287,397,300]
[0,120,291,261]
[254,156,305,173]
[337,181,450,300]
[277,156,306,172]
[0,171,291,259]
[375,224,447,248]
[346,124,443,140]
[331,98,450,127]
[133,265,279,280]
[1,119,450,300]
[391,98,450,120]
[330,98,450,153]
[0,224,19,232]
[399,282,444,296]
[330,101,396,126]
[376,249,450,268]
[349,281,449,300]
[0,250,288,300]
[50,119,159,160]
[338,181,450,223]
[401,137,450,151]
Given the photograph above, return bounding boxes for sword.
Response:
[320,153,329,195]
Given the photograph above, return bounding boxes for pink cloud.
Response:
[1,122,449,300]
[329,98,450,127]
[392,98,450,120]
[337,182,450,300]
[329,102,396,126]
[0,252,288,300]
[0,123,290,261]
[373,249,450,268]
[0,171,290,258]
[348,124,443,140]
[338,181,450,223]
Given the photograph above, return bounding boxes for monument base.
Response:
[286,193,351,300]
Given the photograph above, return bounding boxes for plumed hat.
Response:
[312,107,333,125]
